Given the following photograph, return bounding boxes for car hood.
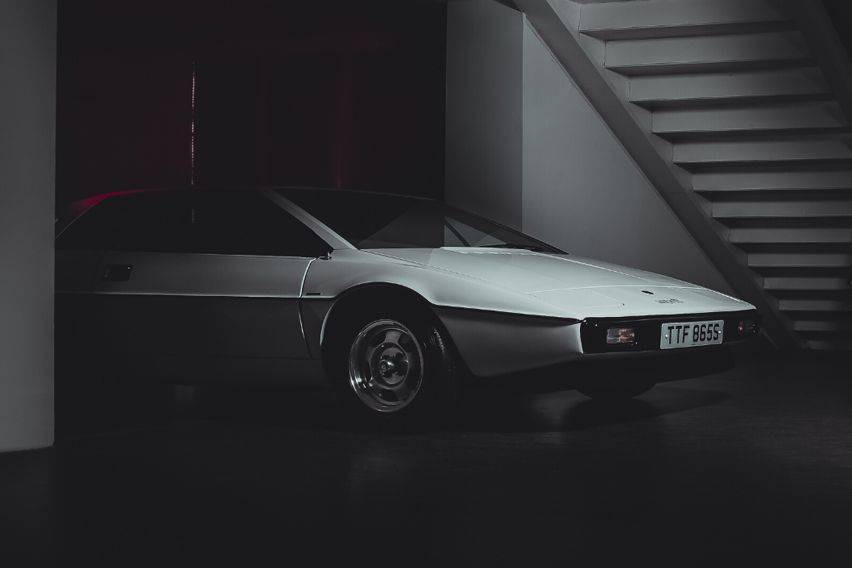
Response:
[368,248,754,318]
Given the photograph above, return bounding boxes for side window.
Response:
[188,192,330,257]
[56,193,183,252]
[57,191,331,257]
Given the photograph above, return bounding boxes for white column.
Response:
[445,0,524,228]
[0,0,57,451]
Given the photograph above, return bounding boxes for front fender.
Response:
[302,249,571,318]
[299,250,580,377]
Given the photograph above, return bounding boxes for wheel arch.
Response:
[319,282,465,376]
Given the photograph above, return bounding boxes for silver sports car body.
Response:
[56,188,759,418]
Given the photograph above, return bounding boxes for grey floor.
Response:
[2,351,851,566]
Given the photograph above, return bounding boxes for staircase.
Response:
[517,0,852,350]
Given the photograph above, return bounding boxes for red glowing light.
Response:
[67,189,162,219]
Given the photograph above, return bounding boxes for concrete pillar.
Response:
[0,0,57,451]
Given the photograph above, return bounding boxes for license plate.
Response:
[660,320,724,349]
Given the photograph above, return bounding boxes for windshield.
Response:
[278,189,563,253]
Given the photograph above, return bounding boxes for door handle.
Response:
[102,264,133,282]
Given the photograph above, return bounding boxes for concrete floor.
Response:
[2,351,851,566]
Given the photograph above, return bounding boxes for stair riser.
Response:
[693,170,852,193]
[792,321,852,332]
[764,277,852,291]
[606,32,811,76]
[674,138,852,166]
[749,253,852,268]
[779,297,852,311]
[713,200,852,219]
[654,102,846,138]
[629,68,830,108]
[729,229,852,244]
[804,340,852,350]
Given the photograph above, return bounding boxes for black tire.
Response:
[328,307,460,427]
[578,382,655,401]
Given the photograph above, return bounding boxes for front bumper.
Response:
[437,306,758,384]
[580,309,760,354]
[476,345,736,394]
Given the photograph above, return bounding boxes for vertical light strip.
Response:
[190,61,198,186]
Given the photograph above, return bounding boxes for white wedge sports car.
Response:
[56,188,759,421]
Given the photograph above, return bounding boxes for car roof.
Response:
[78,185,433,202]
[62,186,435,218]
[57,186,437,245]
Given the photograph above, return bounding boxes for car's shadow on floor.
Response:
[170,379,731,435]
[449,382,731,433]
[56,373,732,439]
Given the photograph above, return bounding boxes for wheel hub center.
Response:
[376,347,408,385]
[379,359,396,375]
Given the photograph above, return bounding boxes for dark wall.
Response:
[57,0,446,208]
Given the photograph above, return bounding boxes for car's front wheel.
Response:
[331,310,459,426]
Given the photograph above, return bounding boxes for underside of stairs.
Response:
[516,0,852,350]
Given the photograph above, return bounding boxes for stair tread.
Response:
[606,31,811,75]
[580,0,789,40]
[629,68,830,107]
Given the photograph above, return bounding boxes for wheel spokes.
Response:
[348,319,425,412]
[382,329,402,346]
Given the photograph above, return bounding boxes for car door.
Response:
[69,190,331,379]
